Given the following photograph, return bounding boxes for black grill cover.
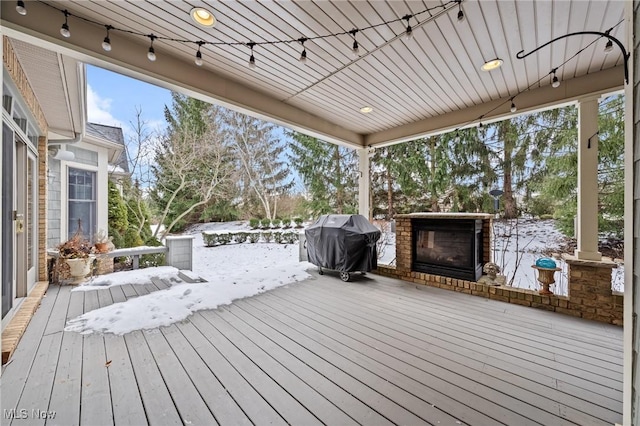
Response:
[305,214,381,273]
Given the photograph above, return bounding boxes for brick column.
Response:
[37,136,48,282]
[564,255,622,324]
[482,218,492,264]
[395,217,412,274]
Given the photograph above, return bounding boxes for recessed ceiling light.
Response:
[360,106,373,114]
[190,7,216,28]
[481,58,503,72]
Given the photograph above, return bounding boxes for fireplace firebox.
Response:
[412,218,483,281]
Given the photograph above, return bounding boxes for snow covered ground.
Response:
[65,218,623,335]
[65,221,312,335]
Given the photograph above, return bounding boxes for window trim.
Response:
[66,166,97,241]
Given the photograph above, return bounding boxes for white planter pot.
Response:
[66,256,95,284]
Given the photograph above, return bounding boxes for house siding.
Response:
[47,159,62,249]
[631,1,640,424]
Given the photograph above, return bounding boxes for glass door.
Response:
[2,123,14,318]
[26,152,36,290]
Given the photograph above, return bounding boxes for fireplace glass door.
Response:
[412,219,483,281]
[415,229,473,268]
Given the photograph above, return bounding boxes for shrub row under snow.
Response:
[202,230,299,247]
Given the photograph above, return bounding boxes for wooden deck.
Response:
[1,271,623,425]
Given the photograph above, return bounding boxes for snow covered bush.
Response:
[248,233,260,243]
[202,233,218,247]
[218,233,232,245]
[234,232,248,243]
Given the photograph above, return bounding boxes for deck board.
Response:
[205,308,359,426]
[103,334,147,426]
[47,328,82,426]
[240,296,483,425]
[174,321,288,426]
[215,305,394,426]
[256,291,544,425]
[189,313,323,425]
[160,325,253,426]
[0,272,624,425]
[274,284,616,425]
[12,332,63,426]
[1,285,60,418]
[143,328,218,425]
[124,331,182,425]
[306,279,624,394]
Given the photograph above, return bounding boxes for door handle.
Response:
[16,219,24,233]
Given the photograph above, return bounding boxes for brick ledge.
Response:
[2,281,49,364]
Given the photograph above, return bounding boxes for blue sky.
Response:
[87,64,303,189]
[87,64,171,135]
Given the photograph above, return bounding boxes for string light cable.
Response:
[35,0,464,65]
[452,19,625,135]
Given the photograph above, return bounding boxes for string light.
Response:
[16,1,27,16]
[147,35,157,61]
[462,23,625,131]
[604,39,613,53]
[195,41,204,66]
[102,25,113,52]
[403,15,413,41]
[350,29,359,58]
[248,42,256,69]
[298,38,308,63]
[60,10,71,38]
[38,1,460,68]
[551,69,560,88]
[457,0,464,22]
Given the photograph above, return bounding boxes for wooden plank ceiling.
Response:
[1,1,627,148]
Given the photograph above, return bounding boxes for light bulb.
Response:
[249,54,256,69]
[352,40,359,57]
[457,9,464,22]
[16,1,26,16]
[147,47,156,61]
[60,23,70,38]
[604,40,613,53]
[510,102,517,113]
[102,37,112,52]
[195,50,203,66]
[552,75,560,88]
[299,49,307,63]
[404,25,413,41]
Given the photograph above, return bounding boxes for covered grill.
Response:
[305,214,381,281]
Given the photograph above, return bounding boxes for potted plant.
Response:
[57,224,95,284]
[94,229,111,253]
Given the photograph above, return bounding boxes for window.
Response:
[68,168,96,241]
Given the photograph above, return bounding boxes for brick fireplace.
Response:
[395,213,492,278]
[375,212,623,326]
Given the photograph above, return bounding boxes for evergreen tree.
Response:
[287,132,358,216]
[536,95,624,236]
[107,180,128,248]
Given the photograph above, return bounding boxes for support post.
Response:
[357,148,370,219]
[165,235,195,270]
[575,96,602,261]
